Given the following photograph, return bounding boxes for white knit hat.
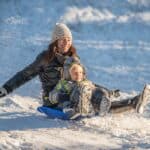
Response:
[51,23,72,43]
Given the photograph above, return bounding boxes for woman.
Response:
[0,23,80,107]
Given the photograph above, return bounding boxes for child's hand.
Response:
[49,91,58,104]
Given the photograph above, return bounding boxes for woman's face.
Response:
[57,37,72,54]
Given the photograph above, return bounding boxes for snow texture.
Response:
[0,0,150,149]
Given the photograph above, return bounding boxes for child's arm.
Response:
[49,80,72,105]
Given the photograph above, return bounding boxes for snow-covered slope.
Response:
[0,0,150,149]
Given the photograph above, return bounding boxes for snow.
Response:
[63,7,150,25]
[61,7,116,23]
[0,0,150,149]
[4,16,28,25]
[0,94,150,149]
[128,0,150,7]
[117,12,150,24]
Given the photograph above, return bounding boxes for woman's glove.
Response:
[0,87,8,98]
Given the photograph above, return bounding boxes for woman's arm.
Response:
[2,51,46,94]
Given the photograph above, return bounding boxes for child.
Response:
[48,63,150,118]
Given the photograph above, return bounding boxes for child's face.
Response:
[70,65,84,82]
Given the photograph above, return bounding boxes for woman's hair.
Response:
[43,40,77,64]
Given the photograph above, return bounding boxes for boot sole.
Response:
[136,85,150,113]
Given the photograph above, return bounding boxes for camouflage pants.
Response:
[70,85,111,116]
[70,84,140,115]
[91,88,111,115]
[92,87,140,114]
[70,84,94,116]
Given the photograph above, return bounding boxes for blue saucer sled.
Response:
[37,106,70,120]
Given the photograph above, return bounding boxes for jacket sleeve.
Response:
[48,80,63,105]
[48,80,71,104]
[3,51,45,94]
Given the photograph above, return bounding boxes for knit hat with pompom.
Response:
[51,23,72,43]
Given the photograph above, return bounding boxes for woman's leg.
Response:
[110,84,150,114]
[94,83,120,98]
[109,95,140,113]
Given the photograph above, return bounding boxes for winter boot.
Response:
[136,84,150,114]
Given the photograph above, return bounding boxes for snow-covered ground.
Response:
[0,0,150,149]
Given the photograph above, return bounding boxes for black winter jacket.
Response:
[3,50,68,98]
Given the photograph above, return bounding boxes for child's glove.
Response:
[49,91,59,105]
